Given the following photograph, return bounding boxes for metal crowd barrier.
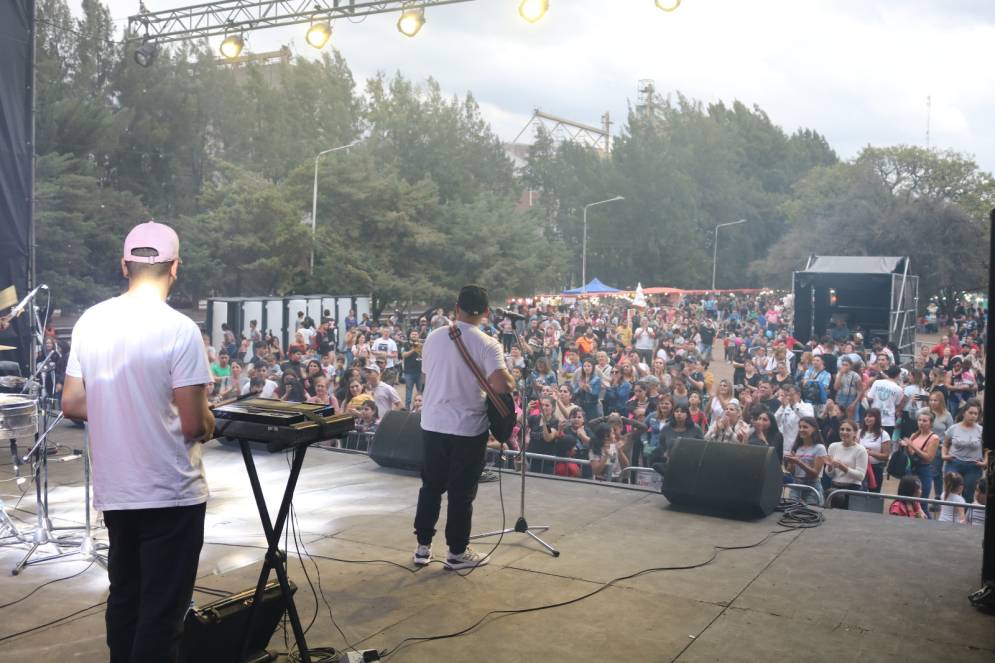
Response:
[784,483,823,504]
[316,431,375,453]
[825,488,986,515]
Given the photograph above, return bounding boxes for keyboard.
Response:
[213,398,355,452]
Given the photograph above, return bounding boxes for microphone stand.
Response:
[11,298,86,574]
[470,324,559,557]
[12,411,83,575]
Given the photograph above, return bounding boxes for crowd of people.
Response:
[38,287,987,521]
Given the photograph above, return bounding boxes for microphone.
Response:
[493,307,526,321]
[8,284,48,318]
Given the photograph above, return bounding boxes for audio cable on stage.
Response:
[375,502,827,660]
[0,598,107,644]
[774,497,825,529]
[0,560,96,611]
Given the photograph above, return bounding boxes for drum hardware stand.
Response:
[470,326,559,557]
[1,442,25,545]
[0,495,23,543]
[12,412,84,574]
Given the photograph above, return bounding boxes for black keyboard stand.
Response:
[237,439,317,663]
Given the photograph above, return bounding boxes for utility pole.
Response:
[926,95,931,150]
[711,219,748,290]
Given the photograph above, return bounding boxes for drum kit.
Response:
[0,287,107,574]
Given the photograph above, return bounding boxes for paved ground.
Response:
[0,425,990,662]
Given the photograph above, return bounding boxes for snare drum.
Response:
[0,395,38,438]
[0,375,26,394]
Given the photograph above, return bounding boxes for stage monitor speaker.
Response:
[664,438,782,519]
[368,410,424,472]
[181,580,295,663]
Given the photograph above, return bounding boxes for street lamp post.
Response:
[711,218,748,290]
[582,196,624,293]
[311,138,364,275]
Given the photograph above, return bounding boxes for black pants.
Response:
[413,430,488,555]
[104,502,206,663]
[828,483,862,509]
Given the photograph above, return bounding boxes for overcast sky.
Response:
[91,0,995,173]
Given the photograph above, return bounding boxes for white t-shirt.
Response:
[299,326,316,348]
[938,493,966,523]
[421,322,505,437]
[860,431,891,465]
[859,430,890,465]
[791,443,828,481]
[634,327,655,350]
[969,501,986,527]
[66,294,213,511]
[868,379,903,426]
[242,378,278,398]
[371,337,399,368]
[371,381,401,418]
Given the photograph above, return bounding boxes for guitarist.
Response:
[413,285,513,570]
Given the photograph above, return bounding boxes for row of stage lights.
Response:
[134,0,681,65]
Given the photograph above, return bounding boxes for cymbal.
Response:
[0,345,16,351]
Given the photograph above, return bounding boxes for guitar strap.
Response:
[448,323,511,418]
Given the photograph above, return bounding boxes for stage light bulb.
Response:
[219,34,244,59]
[655,0,681,11]
[306,21,332,49]
[396,7,426,37]
[518,0,549,23]
[133,41,157,67]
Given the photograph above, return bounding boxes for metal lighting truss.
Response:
[128,0,477,44]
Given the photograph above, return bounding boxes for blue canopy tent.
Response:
[562,278,621,296]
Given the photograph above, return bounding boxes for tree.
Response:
[752,149,992,306]
[188,161,309,298]
[35,154,148,311]
[364,74,516,205]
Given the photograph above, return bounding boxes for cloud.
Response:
[93,0,995,172]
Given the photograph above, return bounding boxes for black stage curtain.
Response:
[0,0,34,372]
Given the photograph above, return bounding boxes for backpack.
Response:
[886,446,911,479]
[802,371,827,404]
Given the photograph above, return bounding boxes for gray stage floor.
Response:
[0,423,991,662]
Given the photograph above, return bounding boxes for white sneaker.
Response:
[445,547,490,570]
[413,544,432,566]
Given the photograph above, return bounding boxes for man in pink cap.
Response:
[62,220,215,663]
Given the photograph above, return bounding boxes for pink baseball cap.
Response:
[123,220,180,263]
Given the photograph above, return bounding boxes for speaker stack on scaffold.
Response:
[368,410,424,472]
[663,437,782,519]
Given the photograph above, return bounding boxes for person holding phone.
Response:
[527,397,563,473]
[785,417,828,504]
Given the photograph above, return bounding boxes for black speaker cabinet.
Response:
[368,410,424,472]
[664,438,782,518]
[180,581,295,663]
